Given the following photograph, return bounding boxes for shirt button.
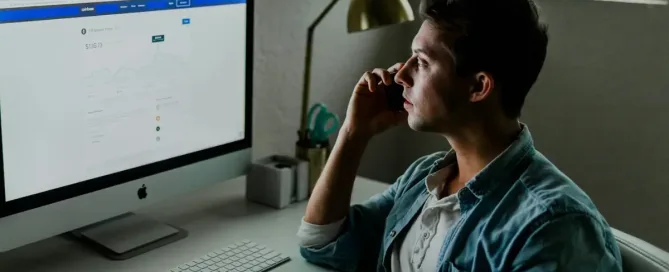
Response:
[422,232,429,239]
[389,230,396,238]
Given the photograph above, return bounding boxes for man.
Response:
[296,0,622,271]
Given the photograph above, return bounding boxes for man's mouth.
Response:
[403,96,413,108]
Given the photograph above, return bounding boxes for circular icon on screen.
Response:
[156,126,161,132]
[81,28,87,35]
[156,136,161,142]
[156,116,160,121]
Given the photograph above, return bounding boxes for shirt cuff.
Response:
[296,217,346,248]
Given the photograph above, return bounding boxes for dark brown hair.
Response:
[420,0,549,118]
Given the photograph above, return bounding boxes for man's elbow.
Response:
[299,242,358,272]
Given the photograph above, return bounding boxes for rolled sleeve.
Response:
[296,217,346,248]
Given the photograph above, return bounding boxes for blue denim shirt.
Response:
[299,126,622,272]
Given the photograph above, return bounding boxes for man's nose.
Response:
[395,64,412,87]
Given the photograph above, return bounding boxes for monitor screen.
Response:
[0,0,248,202]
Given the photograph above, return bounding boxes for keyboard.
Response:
[169,240,291,272]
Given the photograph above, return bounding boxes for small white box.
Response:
[246,155,308,209]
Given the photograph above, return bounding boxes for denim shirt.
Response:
[299,126,623,272]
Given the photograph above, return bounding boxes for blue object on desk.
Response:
[307,103,340,145]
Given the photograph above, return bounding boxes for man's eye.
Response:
[417,59,427,67]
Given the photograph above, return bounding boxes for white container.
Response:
[246,155,309,209]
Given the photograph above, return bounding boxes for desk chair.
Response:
[613,228,669,272]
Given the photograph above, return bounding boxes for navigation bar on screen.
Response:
[0,0,246,23]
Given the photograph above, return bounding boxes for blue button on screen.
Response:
[182,18,190,24]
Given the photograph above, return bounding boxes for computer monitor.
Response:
[0,0,253,253]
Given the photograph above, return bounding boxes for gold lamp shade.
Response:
[347,0,415,33]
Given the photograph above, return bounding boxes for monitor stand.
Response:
[69,212,188,260]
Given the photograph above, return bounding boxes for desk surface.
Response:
[0,176,389,272]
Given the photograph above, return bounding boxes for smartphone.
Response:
[385,73,405,112]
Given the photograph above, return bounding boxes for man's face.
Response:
[395,21,472,133]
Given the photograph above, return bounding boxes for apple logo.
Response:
[137,184,148,199]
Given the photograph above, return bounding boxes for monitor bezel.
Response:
[0,0,254,218]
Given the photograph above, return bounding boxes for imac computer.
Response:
[0,0,253,256]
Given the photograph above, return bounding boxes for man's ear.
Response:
[469,72,494,102]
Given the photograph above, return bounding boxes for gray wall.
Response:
[528,0,669,251]
[397,0,669,250]
[252,0,418,182]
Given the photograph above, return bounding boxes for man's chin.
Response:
[407,118,432,132]
[408,116,447,134]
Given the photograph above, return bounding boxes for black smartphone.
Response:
[385,73,405,112]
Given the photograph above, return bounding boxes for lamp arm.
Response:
[298,0,341,141]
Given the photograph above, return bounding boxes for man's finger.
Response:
[388,62,405,73]
[372,68,391,86]
[357,71,369,85]
[363,71,377,92]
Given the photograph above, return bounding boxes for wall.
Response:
[252,0,419,183]
[528,0,669,250]
[397,0,669,250]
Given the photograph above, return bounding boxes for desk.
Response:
[0,176,389,272]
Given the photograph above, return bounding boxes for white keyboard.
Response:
[170,240,291,272]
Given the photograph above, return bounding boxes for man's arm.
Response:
[511,213,622,271]
[298,127,401,272]
[304,63,406,225]
[298,65,407,272]
[303,130,370,225]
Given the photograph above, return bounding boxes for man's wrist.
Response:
[338,122,372,145]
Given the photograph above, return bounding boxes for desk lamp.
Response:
[295,0,415,190]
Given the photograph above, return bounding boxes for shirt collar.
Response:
[427,123,535,209]
[424,163,456,198]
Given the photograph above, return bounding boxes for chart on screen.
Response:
[80,18,196,177]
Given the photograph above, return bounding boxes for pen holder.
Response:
[246,155,309,209]
[296,141,330,196]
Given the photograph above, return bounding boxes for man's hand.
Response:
[342,63,408,140]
